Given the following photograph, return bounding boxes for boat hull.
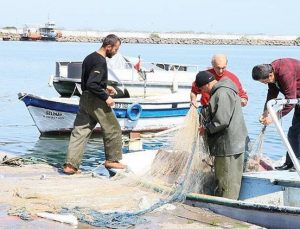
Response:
[185,194,300,229]
[53,80,81,97]
[52,77,191,98]
[51,58,198,98]
[121,150,300,229]
[19,93,192,134]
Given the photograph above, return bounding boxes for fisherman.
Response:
[197,70,249,199]
[190,54,248,108]
[252,58,300,170]
[63,34,127,175]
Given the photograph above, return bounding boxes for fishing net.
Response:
[63,106,214,227]
[147,107,214,195]
[245,125,274,171]
[0,106,215,228]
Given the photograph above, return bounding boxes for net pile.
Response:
[0,106,215,228]
[65,106,215,227]
[148,107,214,195]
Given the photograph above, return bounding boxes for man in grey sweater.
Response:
[196,70,249,199]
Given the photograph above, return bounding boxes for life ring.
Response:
[127,103,142,121]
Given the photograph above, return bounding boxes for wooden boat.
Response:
[49,54,199,97]
[18,92,195,135]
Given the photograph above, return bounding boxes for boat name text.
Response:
[43,110,64,120]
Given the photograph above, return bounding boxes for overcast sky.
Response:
[1,0,299,35]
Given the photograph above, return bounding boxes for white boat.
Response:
[39,20,57,41]
[116,98,300,229]
[49,53,199,97]
[18,92,195,135]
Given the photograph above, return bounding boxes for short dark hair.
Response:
[101,34,121,48]
[252,64,273,80]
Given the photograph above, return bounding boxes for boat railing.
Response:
[54,60,199,82]
[151,62,199,72]
[267,98,300,177]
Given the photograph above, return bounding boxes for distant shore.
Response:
[1,30,300,46]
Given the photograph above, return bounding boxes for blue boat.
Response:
[18,92,195,135]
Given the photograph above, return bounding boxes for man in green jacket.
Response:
[196,70,249,199]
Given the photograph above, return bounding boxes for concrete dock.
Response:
[0,152,261,228]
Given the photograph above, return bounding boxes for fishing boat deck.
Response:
[244,170,300,185]
[241,170,300,207]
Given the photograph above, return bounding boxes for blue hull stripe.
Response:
[22,95,193,118]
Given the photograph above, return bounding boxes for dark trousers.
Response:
[285,106,300,165]
[65,91,123,170]
[214,153,244,200]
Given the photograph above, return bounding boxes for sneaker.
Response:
[275,162,293,171]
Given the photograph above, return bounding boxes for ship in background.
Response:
[20,20,62,41]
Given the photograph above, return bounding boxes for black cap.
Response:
[195,71,215,87]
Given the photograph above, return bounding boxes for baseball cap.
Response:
[195,71,215,87]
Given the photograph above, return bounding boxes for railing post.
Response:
[267,99,300,177]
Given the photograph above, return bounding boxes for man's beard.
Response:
[106,50,114,58]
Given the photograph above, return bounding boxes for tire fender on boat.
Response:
[127,103,142,121]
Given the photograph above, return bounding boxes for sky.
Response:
[1,0,300,36]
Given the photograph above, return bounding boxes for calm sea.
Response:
[0,41,299,169]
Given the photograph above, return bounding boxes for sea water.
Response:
[0,41,299,169]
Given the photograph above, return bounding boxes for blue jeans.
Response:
[285,106,300,165]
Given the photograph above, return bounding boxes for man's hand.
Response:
[241,98,248,107]
[106,96,115,107]
[199,126,206,136]
[106,86,117,96]
[190,92,198,108]
[259,113,272,125]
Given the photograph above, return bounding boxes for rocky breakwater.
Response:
[1,30,300,46]
[124,37,300,46]
[57,32,300,46]
[0,32,20,41]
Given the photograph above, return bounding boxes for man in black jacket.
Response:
[64,34,126,174]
